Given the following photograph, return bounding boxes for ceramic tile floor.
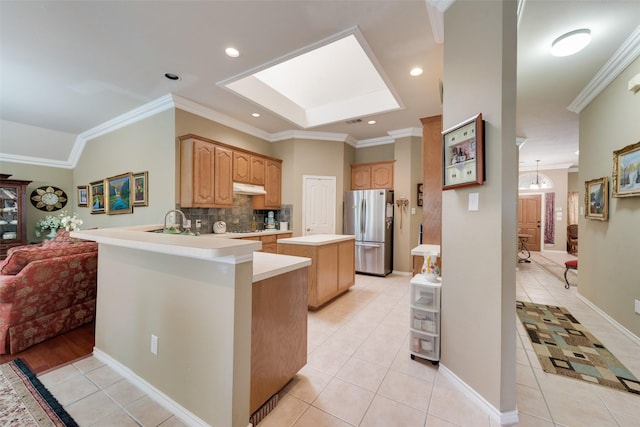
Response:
[37,252,639,426]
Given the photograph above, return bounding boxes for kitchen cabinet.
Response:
[277,235,355,309]
[233,152,265,185]
[253,159,282,209]
[179,136,232,208]
[239,232,293,253]
[0,175,31,260]
[350,161,394,190]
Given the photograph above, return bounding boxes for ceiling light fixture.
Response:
[164,73,181,81]
[551,29,591,57]
[410,67,423,76]
[530,160,541,190]
[225,47,240,58]
[367,120,376,125]
[251,113,261,118]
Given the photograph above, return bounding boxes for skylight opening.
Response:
[218,28,402,129]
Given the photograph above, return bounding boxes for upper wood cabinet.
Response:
[179,136,232,208]
[253,159,282,209]
[351,161,395,190]
[233,152,265,185]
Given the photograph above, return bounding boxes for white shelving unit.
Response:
[409,274,441,364]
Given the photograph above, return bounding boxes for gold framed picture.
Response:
[133,171,148,207]
[89,180,105,214]
[442,113,485,190]
[105,172,133,215]
[77,185,88,207]
[612,141,640,198]
[584,176,608,221]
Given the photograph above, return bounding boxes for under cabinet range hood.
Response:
[232,182,267,195]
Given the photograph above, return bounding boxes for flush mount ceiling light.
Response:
[551,29,591,57]
[367,120,376,125]
[251,112,261,117]
[410,67,423,77]
[225,47,240,58]
[218,27,402,129]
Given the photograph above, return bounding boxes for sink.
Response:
[147,227,196,235]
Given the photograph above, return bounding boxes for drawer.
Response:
[261,243,277,253]
[261,235,277,244]
[410,330,439,360]
[410,284,439,310]
[410,307,439,334]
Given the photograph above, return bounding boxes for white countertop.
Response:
[71,225,261,260]
[411,244,441,256]
[252,252,311,282]
[277,234,355,246]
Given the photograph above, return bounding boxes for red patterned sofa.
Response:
[0,234,98,354]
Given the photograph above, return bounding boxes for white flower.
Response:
[58,211,83,231]
[35,210,83,234]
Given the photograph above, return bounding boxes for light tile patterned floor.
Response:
[38,252,639,426]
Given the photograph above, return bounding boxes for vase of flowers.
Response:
[34,211,83,239]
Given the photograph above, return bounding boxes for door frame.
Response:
[302,175,336,236]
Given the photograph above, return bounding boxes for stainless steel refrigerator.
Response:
[343,189,394,276]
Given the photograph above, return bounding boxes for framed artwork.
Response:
[77,185,88,207]
[585,176,608,221]
[442,113,485,190]
[612,140,640,198]
[417,183,424,206]
[133,171,148,206]
[105,172,133,215]
[89,180,105,214]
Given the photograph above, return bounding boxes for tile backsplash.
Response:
[180,195,292,233]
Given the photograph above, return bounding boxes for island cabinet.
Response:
[239,232,292,253]
[351,160,395,190]
[253,159,282,210]
[179,136,233,208]
[251,263,308,417]
[277,235,355,309]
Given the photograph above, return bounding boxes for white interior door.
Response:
[303,176,336,235]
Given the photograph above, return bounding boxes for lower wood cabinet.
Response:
[251,267,308,414]
[277,238,355,309]
[240,233,292,253]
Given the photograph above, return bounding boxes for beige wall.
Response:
[73,109,176,229]
[95,245,252,426]
[355,144,394,164]
[393,136,423,272]
[0,162,73,242]
[441,0,517,415]
[272,138,349,236]
[568,170,580,192]
[580,56,640,337]
[518,168,569,252]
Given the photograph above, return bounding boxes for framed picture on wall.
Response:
[105,172,133,215]
[612,140,640,198]
[417,183,424,206]
[89,180,105,214]
[133,171,148,207]
[77,185,88,207]
[442,113,485,190]
[584,176,608,221]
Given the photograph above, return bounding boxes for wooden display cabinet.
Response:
[350,161,394,190]
[0,175,31,259]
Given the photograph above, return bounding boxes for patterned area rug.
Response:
[0,358,78,426]
[516,301,640,395]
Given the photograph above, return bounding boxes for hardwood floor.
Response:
[0,322,95,374]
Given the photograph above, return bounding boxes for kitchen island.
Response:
[72,226,310,427]
[277,234,355,309]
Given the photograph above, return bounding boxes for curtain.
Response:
[567,192,579,225]
[544,192,555,244]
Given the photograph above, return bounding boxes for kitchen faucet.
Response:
[163,209,187,231]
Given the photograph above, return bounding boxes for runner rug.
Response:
[0,358,78,426]
[516,301,640,395]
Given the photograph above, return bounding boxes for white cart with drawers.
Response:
[409,274,441,364]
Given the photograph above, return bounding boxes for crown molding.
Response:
[388,127,423,139]
[0,153,73,169]
[568,25,640,113]
[356,135,396,148]
[519,162,574,172]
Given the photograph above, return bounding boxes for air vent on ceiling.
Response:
[345,118,362,124]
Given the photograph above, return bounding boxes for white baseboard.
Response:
[576,292,640,346]
[438,363,519,426]
[92,348,210,427]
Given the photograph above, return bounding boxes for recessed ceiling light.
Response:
[367,120,376,125]
[551,29,591,57]
[225,47,240,58]
[164,73,181,81]
[252,113,261,118]
[410,67,423,77]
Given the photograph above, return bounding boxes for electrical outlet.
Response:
[151,334,158,355]
[635,299,640,315]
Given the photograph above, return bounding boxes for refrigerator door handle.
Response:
[360,198,366,235]
[356,242,382,248]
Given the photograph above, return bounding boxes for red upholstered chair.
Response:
[564,259,578,289]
